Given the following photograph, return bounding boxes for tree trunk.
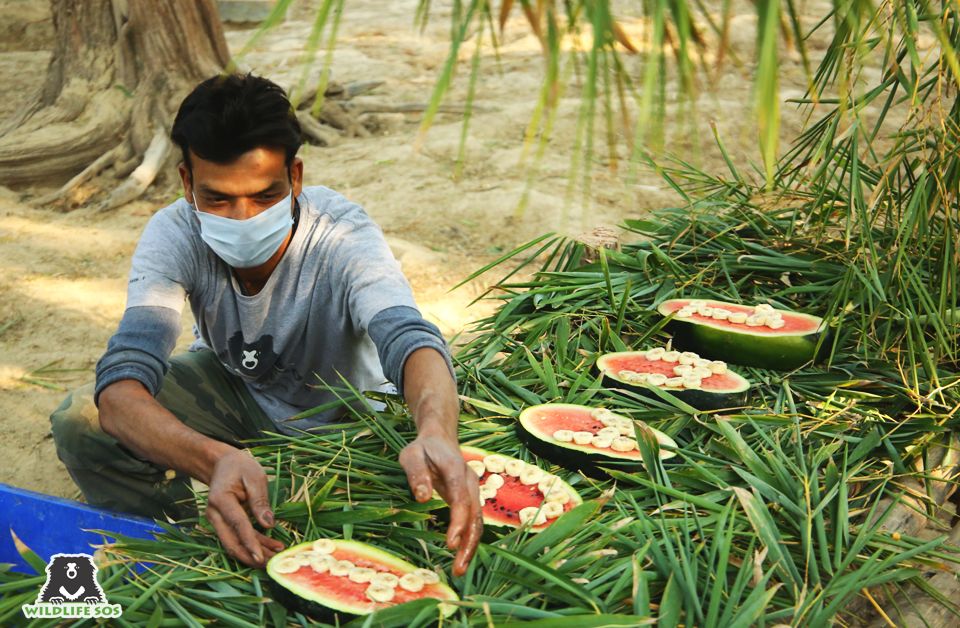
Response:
[0,0,230,200]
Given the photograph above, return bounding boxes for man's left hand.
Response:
[399,432,482,576]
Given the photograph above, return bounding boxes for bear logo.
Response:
[241,349,259,370]
[35,553,107,606]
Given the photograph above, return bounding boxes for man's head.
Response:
[172,73,302,172]
[171,74,304,221]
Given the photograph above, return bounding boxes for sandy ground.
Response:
[0,0,838,500]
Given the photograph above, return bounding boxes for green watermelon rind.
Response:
[596,351,750,411]
[460,444,583,531]
[657,298,830,370]
[266,539,458,618]
[516,403,678,476]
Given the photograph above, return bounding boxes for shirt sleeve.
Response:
[93,206,196,405]
[367,306,455,393]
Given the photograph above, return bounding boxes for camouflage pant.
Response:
[49,349,274,522]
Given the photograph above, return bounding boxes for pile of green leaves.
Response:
[4,172,959,626]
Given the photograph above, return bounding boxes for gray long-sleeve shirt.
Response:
[95,186,453,433]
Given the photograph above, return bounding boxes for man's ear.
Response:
[178,163,193,203]
[290,157,304,198]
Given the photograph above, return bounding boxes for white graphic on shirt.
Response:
[241,350,260,370]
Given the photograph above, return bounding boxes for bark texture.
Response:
[0,0,229,188]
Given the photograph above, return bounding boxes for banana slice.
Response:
[675,308,695,318]
[664,377,685,388]
[682,376,702,389]
[591,435,613,448]
[272,555,303,574]
[728,312,748,324]
[572,431,594,445]
[483,454,507,473]
[398,572,425,592]
[309,554,336,574]
[348,567,377,584]
[597,426,620,439]
[711,309,730,321]
[679,351,699,365]
[693,358,711,368]
[372,572,400,588]
[520,465,543,485]
[546,487,571,504]
[479,485,498,500]
[708,360,727,374]
[755,303,774,313]
[331,560,354,577]
[518,506,548,526]
[768,319,786,329]
[543,501,565,519]
[646,373,668,386]
[412,568,440,585]
[485,473,505,490]
[611,437,638,452]
[537,475,560,495]
[553,429,574,443]
[504,459,526,477]
[745,315,764,327]
[662,351,680,362]
[692,366,713,379]
[645,347,666,361]
[624,372,648,384]
[312,539,336,554]
[466,460,486,477]
[365,583,396,603]
[590,407,617,421]
[673,364,694,376]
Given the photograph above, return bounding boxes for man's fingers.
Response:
[443,468,471,550]
[453,510,484,577]
[207,507,256,566]
[255,530,285,554]
[214,495,266,565]
[399,444,434,502]
[241,468,274,528]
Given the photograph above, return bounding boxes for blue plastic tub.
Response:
[0,483,165,573]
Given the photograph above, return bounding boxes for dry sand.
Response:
[0,0,838,500]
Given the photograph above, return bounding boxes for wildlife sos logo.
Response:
[21,553,122,619]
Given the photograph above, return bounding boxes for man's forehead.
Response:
[189,147,289,193]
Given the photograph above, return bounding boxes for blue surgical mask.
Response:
[192,192,294,268]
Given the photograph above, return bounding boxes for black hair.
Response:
[171,73,302,170]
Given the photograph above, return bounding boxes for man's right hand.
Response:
[206,447,284,568]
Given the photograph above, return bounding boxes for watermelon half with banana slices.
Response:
[461,445,582,530]
[266,539,458,619]
[658,298,829,369]
[517,403,677,476]
[597,348,750,410]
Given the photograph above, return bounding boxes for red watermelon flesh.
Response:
[600,353,741,392]
[280,548,446,611]
[461,447,578,529]
[519,405,641,459]
[660,299,819,334]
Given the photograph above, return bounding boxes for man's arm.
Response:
[98,380,283,567]
[397,347,482,577]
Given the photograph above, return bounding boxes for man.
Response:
[50,74,481,575]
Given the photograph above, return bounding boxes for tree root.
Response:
[95,128,170,212]
[32,141,127,208]
[295,110,340,147]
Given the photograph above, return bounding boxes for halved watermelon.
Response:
[266,539,458,619]
[517,403,677,476]
[460,445,582,531]
[597,349,750,410]
[658,298,829,369]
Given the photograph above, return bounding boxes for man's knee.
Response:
[49,383,105,467]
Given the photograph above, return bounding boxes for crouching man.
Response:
[50,73,481,574]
